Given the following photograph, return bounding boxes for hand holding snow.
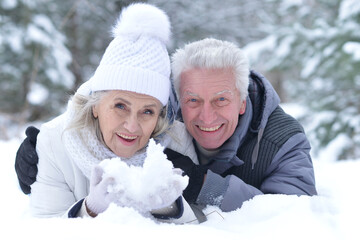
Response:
[86,165,120,215]
[99,139,189,213]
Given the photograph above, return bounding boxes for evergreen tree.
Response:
[0,0,73,121]
[245,0,360,159]
[0,0,131,123]
[150,0,273,51]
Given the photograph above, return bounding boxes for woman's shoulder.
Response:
[37,113,67,151]
[41,113,67,131]
[36,112,78,180]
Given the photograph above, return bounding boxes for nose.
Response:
[198,102,217,124]
[123,113,141,133]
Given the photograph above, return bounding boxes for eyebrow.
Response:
[184,91,199,97]
[183,90,234,99]
[114,97,131,105]
[214,90,233,96]
[114,97,158,108]
[143,103,159,108]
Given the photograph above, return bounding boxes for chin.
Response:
[114,149,134,158]
[198,141,222,150]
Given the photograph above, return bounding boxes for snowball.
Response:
[99,139,189,213]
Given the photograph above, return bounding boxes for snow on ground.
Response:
[1,124,360,239]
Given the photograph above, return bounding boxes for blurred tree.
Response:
[0,0,73,122]
[244,0,360,159]
[0,0,136,124]
[4,0,359,159]
[150,0,274,50]
[2,0,273,125]
[50,0,126,91]
[150,0,286,99]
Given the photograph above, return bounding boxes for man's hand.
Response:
[164,148,208,203]
[15,126,40,194]
[141,168,186,212]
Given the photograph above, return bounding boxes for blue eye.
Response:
[115,103,125,109]
[215,96,229,107]
[144,109,154,115]
[190,98,197,102]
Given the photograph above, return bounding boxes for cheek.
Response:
[217,104,240,124]
[141,118,158,138]
[98,113,119,138]
[227,105,240,126]
[180,105,194,122]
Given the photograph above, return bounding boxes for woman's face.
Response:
[92,90,162,158]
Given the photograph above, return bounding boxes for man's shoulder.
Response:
[262,106,305,145]
[271,106,303,127]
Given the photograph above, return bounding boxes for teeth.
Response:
[199,125,221,132]
[118,134,137,140]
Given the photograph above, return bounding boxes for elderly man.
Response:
[164,38,317,212]
[15,38,317,214]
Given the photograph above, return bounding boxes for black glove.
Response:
[15,126,40,194]
[164,148,208,204]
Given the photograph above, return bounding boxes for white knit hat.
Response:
[81,3,171,106]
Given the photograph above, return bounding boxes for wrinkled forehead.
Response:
[180,70,237,96]
[184,89,234,97]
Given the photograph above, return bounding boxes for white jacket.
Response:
[30,113,198,224]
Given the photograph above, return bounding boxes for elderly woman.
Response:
[29,3,196,223]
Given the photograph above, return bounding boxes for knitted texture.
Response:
[87,3,171,106]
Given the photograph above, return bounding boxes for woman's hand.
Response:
[85,165,120,217]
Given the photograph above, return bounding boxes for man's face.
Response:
[179,68,246,150]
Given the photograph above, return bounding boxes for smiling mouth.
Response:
[198,124,222,132]
[117,133,137,142]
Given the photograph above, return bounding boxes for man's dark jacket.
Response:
[165,71,317,212]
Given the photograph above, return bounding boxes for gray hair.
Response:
[171,38,250,101]
[65,91,170,146]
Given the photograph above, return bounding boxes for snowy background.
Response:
[1,0,360,239]
[1,104,360,240]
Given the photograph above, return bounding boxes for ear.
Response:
[239,100,246,115]
[92,105,98,118]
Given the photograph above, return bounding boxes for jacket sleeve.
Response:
[65,196,200,224]
[197,132,317,212]
[260,132,317,195]
[30,123,77,218]
[197,170,262,212]
[151,197,200,224]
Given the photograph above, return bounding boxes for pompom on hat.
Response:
[78,3,171,106]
